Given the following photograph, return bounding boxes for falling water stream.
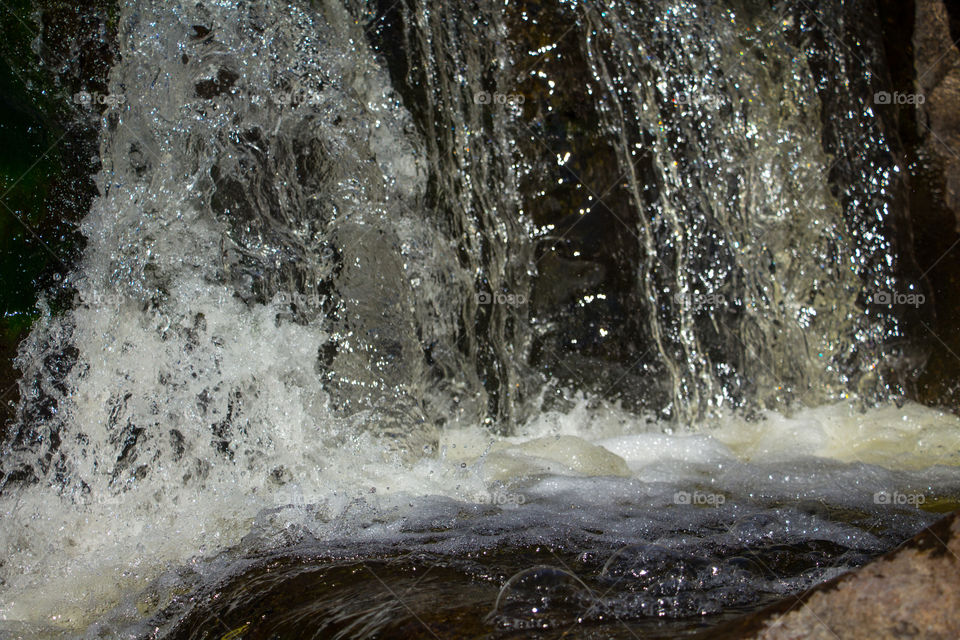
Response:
[1,0,960,638]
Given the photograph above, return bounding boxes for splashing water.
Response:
[0,0,958,637]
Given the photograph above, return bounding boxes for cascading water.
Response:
[1,0,958,638]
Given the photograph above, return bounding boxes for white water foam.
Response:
[2,397,959,634]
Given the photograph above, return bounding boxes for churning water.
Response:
[1,0,959,637]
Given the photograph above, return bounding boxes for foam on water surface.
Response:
[2,398,959,634]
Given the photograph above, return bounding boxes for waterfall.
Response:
[0,0,952,635]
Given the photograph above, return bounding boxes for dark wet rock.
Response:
[0,0,118,438]
[886,0,960,410]
[712,510,960,640]
[915,0,960,225]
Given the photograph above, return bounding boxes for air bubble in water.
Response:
[489,565,593,629]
